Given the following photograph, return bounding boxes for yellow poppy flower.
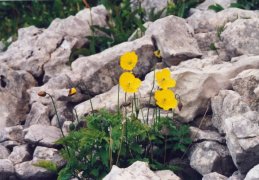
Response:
[155,68,176,89]
[120,51,138,71]
[154,89,178,110]
[119,72,141,93]
[154,50,161,58]
[68,87,77,96]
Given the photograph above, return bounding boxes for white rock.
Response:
[244,164,259,180]
[8,145,30,165]
[103,161,180,180]
[15,161,56,179]
[0,125,24,143]
[0,159,15,179]
[189,126,224,143]
[202,172,227,180]
[189,141,235,176]
[24,125,62,147]
[0,145,10,159]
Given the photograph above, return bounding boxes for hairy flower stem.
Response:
[133,93,138,117]
[46,93,70,157]
[164,135,167,165]
[146,68,156,125]
[116,123,124,165]
[117,85,120,116]
[73,109,80,124]
[124,93,128,155]
[109,126,113,169]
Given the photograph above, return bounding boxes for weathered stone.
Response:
[71,35,156,96]
[15,161,56,180]
[0,64,36,129]
[103,161,180,180]
[189,127,224,143]
[76,55,259,122]
[212,90,259,173]
[24,125,62,147]
[8,145,31,165]
[25,102,50,127]
[231,69,259,111]
[145,15,202,66]
[211,90,251,133]
[202,172,227,180]
[33,146,65,169]
[0,6,108,80]
[221,19,259,59]
[0,159,15,179]
[0,125,24,143]
[189,141,235,176]
[0,140,21,149]
[0,145,10,159]
[244,164,259,180]
[194,31,219,52]
[187,8,259,33]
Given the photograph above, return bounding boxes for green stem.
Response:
[146,68,156,125]
[47,93,70,157]
[124,93,128,156]
[117,85,120,116]
[74,108,80,124]
[133,93,138,117]
[164,135,167,165]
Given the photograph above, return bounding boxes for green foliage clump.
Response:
[208,3,224,12]
[33,160,58,173]
[56,110,191,180]
[230,0,259,10]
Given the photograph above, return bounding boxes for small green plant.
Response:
[57,110,191,179]
[216,24,225,40]
[208,3,224,12]
[33,160,58,173]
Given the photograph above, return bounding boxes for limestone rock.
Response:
[221,19,259,59]
[231,69,259,111]
[189,141,235,176]
[0,64,36,129]
[212,90,259,173]
[202,172,227,180]
[0,125,24,143]
[0,159,15,179]
[228,171,245,180]
[71,35,156,96]
[25,102,50,127]
[145,15,202,66]
[33,146,65,169]
[24,125,62,147]
[244,164,259,180]
[189,127,224,143]
[15,161,56,180]
[8,145,31,165]
[103,161,180,180]
[187,8,259,33]
[0,145,10,159]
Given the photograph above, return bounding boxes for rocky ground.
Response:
[0,0,259,179]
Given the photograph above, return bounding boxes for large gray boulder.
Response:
[24,125,62,147]
[189,141,235,176]
[145,15,202,66]
[0,125,24,143]
[191,0,236,13]
[221,19,259,59]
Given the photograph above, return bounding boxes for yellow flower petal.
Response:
[154,89,178,110]
[120,51,138,71]
[68,87,77,96]
[155,68,176,89]
[154,50,161,58]
[119,72,141,93]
